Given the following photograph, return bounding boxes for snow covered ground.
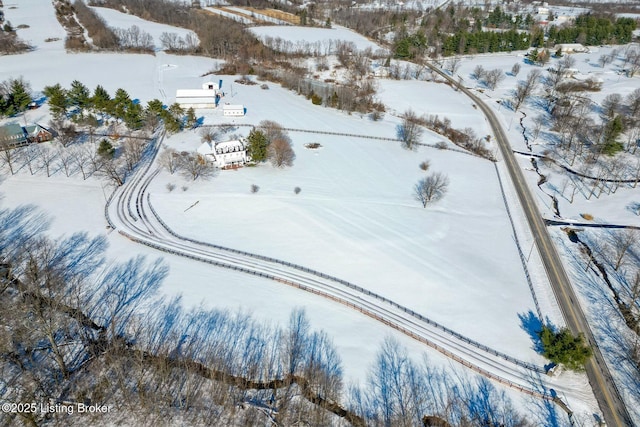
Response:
[453,48,640,226]
[451,47,640,423]
[88,5,199,50]
[0,0,617,422]
[249,25,383,53]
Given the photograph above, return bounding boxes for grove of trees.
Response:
[246,120,295,168]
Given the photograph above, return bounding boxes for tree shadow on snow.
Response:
[518,310,547,354]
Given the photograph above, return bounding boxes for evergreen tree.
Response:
[185,107,197,129]
[124,101,144,130]
[97,139,115,159]
[68,80,91,111]
[146,99,164,115]
[92,85,112,118]
[43,83,68,119]
[160,110,181,134]
[9,78,31,114]
[538,325,592,371]
[168,102,184,119]
[113,88,131,122]
[247,129,269,162]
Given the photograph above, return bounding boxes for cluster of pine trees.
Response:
[0,78,31,117]
[394,12,636,58]
[43,80,196,133]
[548,16,636,46]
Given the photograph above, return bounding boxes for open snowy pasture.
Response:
[88,5,199,50]
[0,167,447,387]
[146,78,543,366]
[377,79,491,133]
[249,25,384,54]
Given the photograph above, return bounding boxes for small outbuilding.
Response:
[222,104,245,117]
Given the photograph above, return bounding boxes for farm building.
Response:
[0,123,52,146]
[25,124,53,143]
[554,43,588,54]
[197,138,249,168]
[175,82,223,109]
[223,104,245,117]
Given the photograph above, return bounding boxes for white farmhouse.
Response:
[223,104,245,117]
[197,138,249,168]
[175,82,222,109]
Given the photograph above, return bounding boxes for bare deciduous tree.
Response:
[445,56,461,74]
[180,152,216,181]
[200,127,218,144]
[57,146,73,177]
[38,144,57,177]
[397,109,423,150]
[472,65,485,81]
[602,93,623,119]
[484,69,505,90]
[414,173,449,207]
[99,157,126,186]
[71,145,90,180]
[268,136,295,168]
[158,147,180,174]
[0,140,18,175]
[49,119,77,147]
[611,229,638,271]
[511,63,521,76]
[23,143,41,175]
[122,138,145,172]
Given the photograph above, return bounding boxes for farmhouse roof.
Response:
[0,123,26,143]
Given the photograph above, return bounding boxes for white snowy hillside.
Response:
[250,25,385,54]
[88,4,199,50]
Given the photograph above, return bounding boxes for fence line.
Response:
[493,162,544,321]
[146,195,545,375]
[116,226,555,403]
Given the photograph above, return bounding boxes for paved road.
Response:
[425,64,633,426]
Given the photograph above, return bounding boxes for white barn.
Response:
[176,82,222,109]
[223,104,245,117]
[554,43,588,54]
[197,138,249,168]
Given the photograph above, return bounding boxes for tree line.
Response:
[0,203,560,426]
[43,80,195,134]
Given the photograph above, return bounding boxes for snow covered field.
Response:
[250,25,383,53]
[89,5,199,50]
[1,0,621,423]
